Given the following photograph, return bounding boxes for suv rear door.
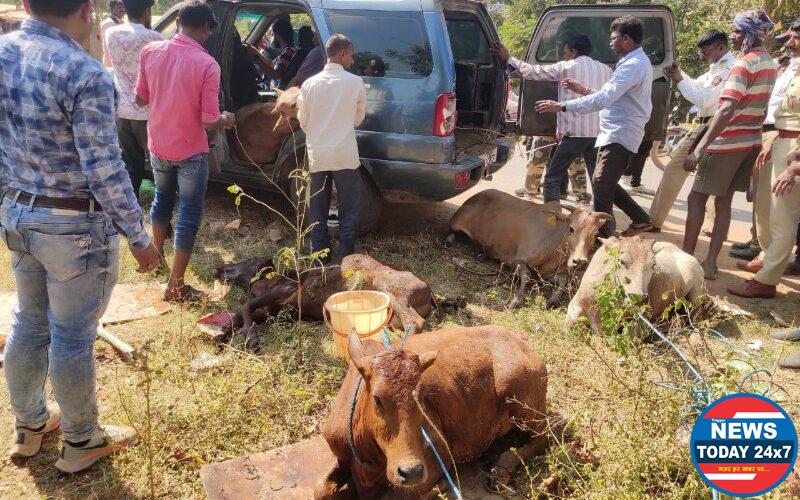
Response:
[517,5,675,141]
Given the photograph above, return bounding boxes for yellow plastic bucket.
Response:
[323,290,392,360]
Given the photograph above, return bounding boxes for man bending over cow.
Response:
[536,16,655,238]
[298,35,367,262]
[136,1,236,301]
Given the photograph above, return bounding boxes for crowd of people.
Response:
[2,0,800,475]
[0,0,364,472]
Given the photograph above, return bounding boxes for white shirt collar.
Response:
[711,52,735,70]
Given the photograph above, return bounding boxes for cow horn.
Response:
[595,213,615,222]
[562,204,577,213]
[418,351,437,372]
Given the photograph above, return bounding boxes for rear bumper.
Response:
[365,136,513,202]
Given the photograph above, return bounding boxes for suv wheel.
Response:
[289,155,383,236]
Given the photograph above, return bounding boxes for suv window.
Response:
[235,11,264,40]
[446,18,491,65]
[535,16,665,65]
[324,10,433,79]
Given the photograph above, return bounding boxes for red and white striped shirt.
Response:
[707,48,776,154]
[508,55,612,138]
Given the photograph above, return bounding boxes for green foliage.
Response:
[591,246,648,355]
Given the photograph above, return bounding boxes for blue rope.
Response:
[421,426,463,499]
[347,375,365,467]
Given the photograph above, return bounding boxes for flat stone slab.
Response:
[200,436,517,499]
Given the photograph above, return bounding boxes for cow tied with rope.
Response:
[315,325,548,499]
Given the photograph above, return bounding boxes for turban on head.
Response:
[732,10,775,53]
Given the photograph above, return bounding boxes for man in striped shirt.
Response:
[683,10,777,280]
[492,35,611,204]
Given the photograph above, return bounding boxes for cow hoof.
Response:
[545,298,560,309]
[485,465,512,494]
[244,334,260,351]
[443,232,455,247]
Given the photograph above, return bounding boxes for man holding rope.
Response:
[135,1,235,302]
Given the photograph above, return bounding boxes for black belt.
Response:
[764,124,776,132]
[4,188,102,212]
[697,117,711,124]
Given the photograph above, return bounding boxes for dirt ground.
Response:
[1,148,800,498]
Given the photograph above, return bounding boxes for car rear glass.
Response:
[446,18,491,65]
[324,10,433,79]
[535,16,665,65]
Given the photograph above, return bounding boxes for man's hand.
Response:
[130,242,160,273]
[757,135,775,168]
[788,148,800,164]
[773,165,799,196]
[562,78,588,96]
[535,100,562,114]
[490,41,510,62]
[684,150,702,172]
[222,111,236,130]
[663,61,682,83]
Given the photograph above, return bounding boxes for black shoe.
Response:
[729,245,761,261]
[771,327,800,342]
[731,240,754,250]
[778,352,800,369]
[784,259,800,276]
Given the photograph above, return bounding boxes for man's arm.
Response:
[134,49,149,107]
[682,98,736,171]
[563,60,644,114]
[246,45,280,80]
[354,82,366,126]
[199,63,235,130]
[297,88,309,131]
[73,72,150,250]
[490,42,562,81]
[675,67,728,113]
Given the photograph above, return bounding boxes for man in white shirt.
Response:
[101,0,125,67]
[537,16,654,237]
[298,35,366,261]
[492,35,611,205]
[653,30,734,231]
[105,0,162,196]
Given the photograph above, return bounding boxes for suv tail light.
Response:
[434,93,457,136]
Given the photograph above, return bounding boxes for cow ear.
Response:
[541,209,568,225]
[594,212,615,222]
[418,351,437,373]
[599,236,618,247]
[349,328,372,378]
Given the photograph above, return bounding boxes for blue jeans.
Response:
[150,154,209,252]
[1,195,120,441]
[309,168,362,259]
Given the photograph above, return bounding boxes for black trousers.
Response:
[591,143,651,237]
[543,136,597,203]
[624,139,654,187]
[117,118,149,196]
[309,168,362,259]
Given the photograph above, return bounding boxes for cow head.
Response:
[214,257,274,289]
[274,87,301,123]
[599,236,656,303]
[543,205,613,270]
[348,329,437,489]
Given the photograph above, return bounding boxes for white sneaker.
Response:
[9,403,61,458]
[55,424,138,473]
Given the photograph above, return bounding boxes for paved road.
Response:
[379,145,800,309]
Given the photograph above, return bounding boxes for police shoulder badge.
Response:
[712,76,722,86]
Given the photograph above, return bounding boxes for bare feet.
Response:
[164,284,207,303]
[701,261,718,281]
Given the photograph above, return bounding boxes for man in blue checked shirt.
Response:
[0,0,160,473]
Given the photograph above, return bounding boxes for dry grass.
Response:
[1,187,799,499]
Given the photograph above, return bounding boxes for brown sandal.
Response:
[621,223,658,237]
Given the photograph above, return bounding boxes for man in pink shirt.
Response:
[135,1,235,302]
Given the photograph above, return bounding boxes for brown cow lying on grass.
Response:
[566,236,705,333]
[446,189,612,308]
[215,254,433,348]
[233,87,301,165]
[315,325,548,499]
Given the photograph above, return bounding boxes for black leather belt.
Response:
[4,188,102,212]
[764,124,776,132]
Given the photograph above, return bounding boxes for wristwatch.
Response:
[561,103,567,112]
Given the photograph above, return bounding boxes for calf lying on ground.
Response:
[566,236,704,333]
[315,326,548,499]
[215,254,433,348]
[447,189,612,308]
[233,87,300,165]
